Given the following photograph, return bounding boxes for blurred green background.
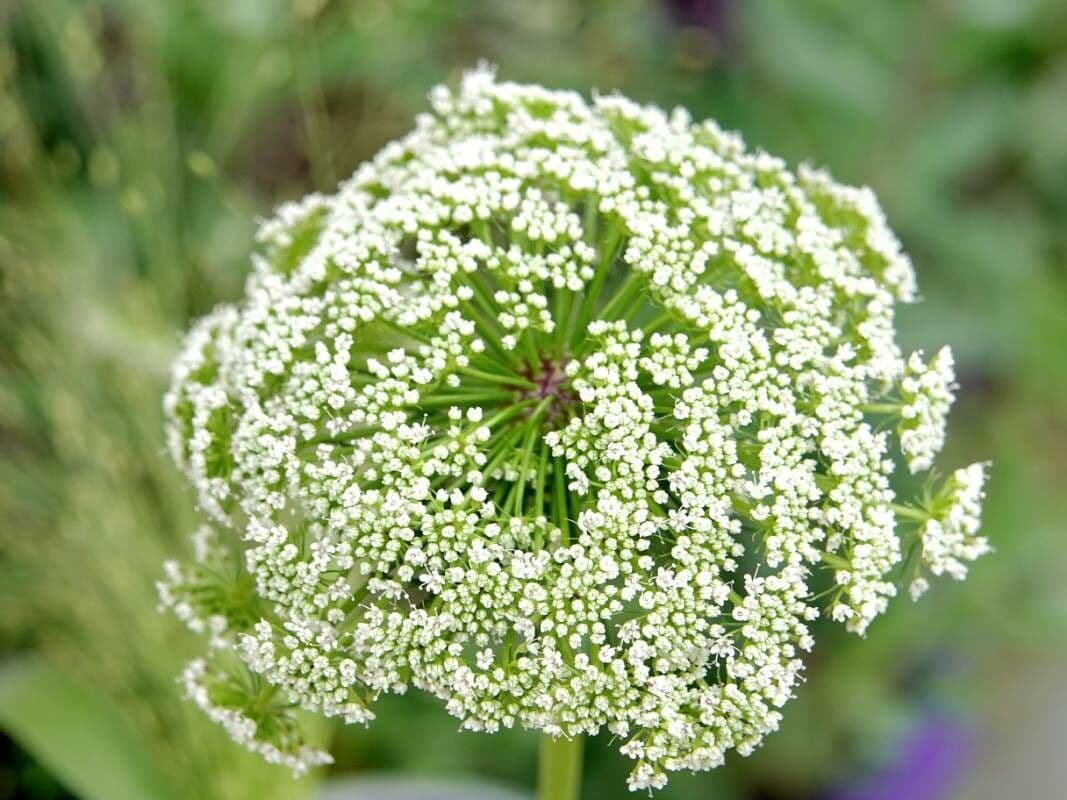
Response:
[1,1,1065,798]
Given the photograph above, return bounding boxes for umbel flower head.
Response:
[160,67,989,790]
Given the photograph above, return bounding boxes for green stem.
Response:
[508,398,552,514]
[459,299,513,364]
[536,733,584,800]
[380,318,432,345]
[480,426,526,485]
[553,456,570,546]
[598,271,645,322]
[458,366,537,390]
[553,286,575,356]
[569,226,623,348]
[641,309,674,335]
[417,391,514,407]
[523,329,544,376]
[891,502,929,523]
[482,397,539,429]
[534,444,548,517]
[862,402,901,415]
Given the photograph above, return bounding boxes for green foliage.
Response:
[1,1,1065,798]
[0,657,174,800]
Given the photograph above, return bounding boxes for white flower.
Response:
[898,347,956,472]
[918,462,992,582]
[908,577,930,601]
[160,66,988,790]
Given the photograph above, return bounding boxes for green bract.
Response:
[160,67,989,790]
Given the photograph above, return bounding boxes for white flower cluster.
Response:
[898,347,956,473]
[181,659,333,774]
[160,67,988,789]
[909,462,991,599]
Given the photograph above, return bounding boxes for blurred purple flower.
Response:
[664,0,734,33]
[827,718,975,800]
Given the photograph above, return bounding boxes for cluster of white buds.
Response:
[907,462,992,599]
[159,66,989,790]
[898,347,956,473]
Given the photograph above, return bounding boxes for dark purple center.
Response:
[519,356,577,424]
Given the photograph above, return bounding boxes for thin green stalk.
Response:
[641,309,674,335]
[523,329,544,376]
[862,402,901,415]
[467,269,502,318]
[459,298,513,364]
[553,286,575,355]
[480,426,526,486]
[418,391,514,407]
[471,219,494,246]
[891,503,929,523]
[508,398,552,514]
[598,271,645,322]
[469,350,528,378]
[582,197,599,244]
[569,226,623,348]
[299,426,380,449]
[380,319,432,345]
[458,366,537,390]
[534,444,548,517]
[537,733,584,800]
[482,398,540,429]
[553,456,570,546]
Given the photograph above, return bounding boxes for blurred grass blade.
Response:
[316,775,531,800]
[0,656,174,800]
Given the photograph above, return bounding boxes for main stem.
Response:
[537,733,584,800]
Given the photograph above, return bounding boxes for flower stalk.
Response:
[537,734,584,800]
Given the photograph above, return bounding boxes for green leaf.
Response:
[0,656,174,800]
